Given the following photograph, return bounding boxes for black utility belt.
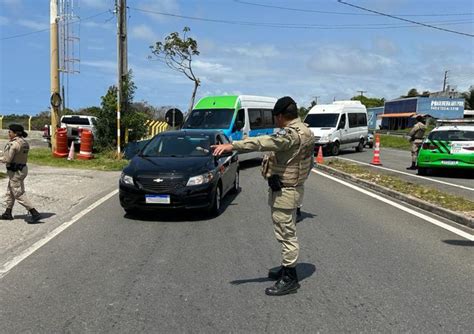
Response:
[7,163,26,172]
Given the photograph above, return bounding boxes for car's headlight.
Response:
[121,173,134,185]
[186,172,214,186]
[319,135,329,142]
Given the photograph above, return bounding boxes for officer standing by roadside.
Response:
[0,124,42,223]
[406,115,426,170]
[212,96,315,296]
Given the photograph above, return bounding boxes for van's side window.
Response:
[348,113,358,128]
[237,109,245,124]
[249,108,263,129]
[357,113,367,126]
[262,109,274,127]
[338,114,346,129]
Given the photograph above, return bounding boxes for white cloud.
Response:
[130,24,156,42]
[140,0,180,22]
[307,46,394,75]
[82,60,116,72]
[82,21,114,31]
[373,36,398,55]
[0,16,9,25]
[229,45,279,59]
[17,19,48,30]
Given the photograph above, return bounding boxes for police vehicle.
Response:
[417,119,474,175]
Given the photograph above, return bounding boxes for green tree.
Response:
[350,95,385,108]
[462,87,474,110]
[94,71,147,151]
[150,27,200,112]
[405,88,420,97]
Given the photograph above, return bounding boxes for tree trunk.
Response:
[189,80,199,113]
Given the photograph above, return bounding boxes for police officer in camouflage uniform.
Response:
[406,115,426,170]
[0,124,42,223]
[212,96,315,296]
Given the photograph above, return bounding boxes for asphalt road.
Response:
[0,161,472,333]
[335,147,474,201]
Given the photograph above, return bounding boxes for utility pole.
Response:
[313,96,320,105]
[116,0,128,155]
[442,70,449,92]
[50,0,60,152]
[357,90,367,97]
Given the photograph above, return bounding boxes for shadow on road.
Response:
[229,262,316,285]
[296,210,317,224]
[443,240,474,247]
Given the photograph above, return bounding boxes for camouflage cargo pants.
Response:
[269,186,303,267]
[5,166,33,210]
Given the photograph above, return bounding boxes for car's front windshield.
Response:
[305,114,339,128]
[429,130,474,142]
[182,109,235,129]
[140,134,212,157]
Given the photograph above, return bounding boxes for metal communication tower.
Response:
[58,0,80,110]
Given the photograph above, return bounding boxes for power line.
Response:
[337,0,474,38]
[0,10,111,41]
[129,7,472,30]
[234,0,474,17]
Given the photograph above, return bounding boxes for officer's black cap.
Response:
[9,124,27,137]
[272,96,297,116]
[415,115,424,121]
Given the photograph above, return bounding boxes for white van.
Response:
[304,100,368,155]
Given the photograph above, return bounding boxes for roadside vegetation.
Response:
[28,148,128,171]
[379,134,411,150]
[324,159,474,217]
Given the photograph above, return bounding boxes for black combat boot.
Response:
[0,208,13,220]
[28,208,42,224]
[406,162,417,170]
[268,266,283,280]
[265,266,300,296]
[296,207,302,217]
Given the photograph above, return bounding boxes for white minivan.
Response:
[304,100,368,155]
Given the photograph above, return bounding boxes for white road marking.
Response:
[312,169,474,241]
[0,189,119,279]
[337,157,474,192]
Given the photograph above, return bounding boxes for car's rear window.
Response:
[141,135,212,157]
[428,129,474,142]
[61,117,91,125]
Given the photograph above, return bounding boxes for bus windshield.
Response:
[183,109,235,129]
[305,113,339,128]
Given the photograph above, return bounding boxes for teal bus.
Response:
[182,95,278,160]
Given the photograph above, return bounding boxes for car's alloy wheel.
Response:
[210,185,222,216]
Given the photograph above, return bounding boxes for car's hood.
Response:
[309,128,335,136]
[125,156,213,176]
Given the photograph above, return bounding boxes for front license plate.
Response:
[145,194,170,204]
[441,160,458,165]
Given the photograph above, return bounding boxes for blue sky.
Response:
[1,0,473,116]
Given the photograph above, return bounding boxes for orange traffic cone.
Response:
[316,146,324,164]
[370,133,382,166]
[67,141,75,161]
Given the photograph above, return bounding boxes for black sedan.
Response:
[119,130,239,216]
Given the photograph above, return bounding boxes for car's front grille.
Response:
[136,175,187,193]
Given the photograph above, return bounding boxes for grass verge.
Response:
[379,134,411,150]
[325,159,474,217]
[28,148,129,171]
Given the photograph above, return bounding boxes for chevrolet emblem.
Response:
[153,178,164,183]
